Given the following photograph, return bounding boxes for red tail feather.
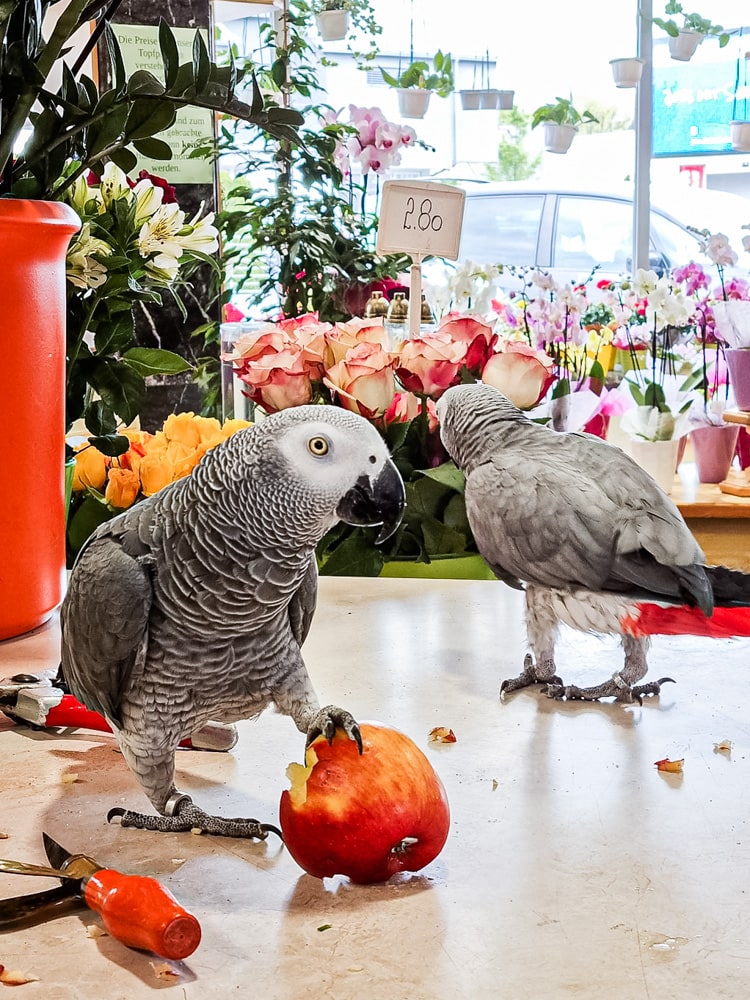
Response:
[623,603,750,639]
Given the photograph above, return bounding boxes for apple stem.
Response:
[390,836,419,855]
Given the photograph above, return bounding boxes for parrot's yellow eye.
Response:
[307,436,329,457]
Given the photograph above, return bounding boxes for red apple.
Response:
[278,721,451,884]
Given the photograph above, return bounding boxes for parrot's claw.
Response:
[544,675,676,705]
[500,653,562,697]
[107,798,282,840]
[306,705,363,754]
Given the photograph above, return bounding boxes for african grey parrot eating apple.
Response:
[436,382,750,703]
[60,405,405,837]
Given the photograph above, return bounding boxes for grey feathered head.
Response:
[198,405,405,546]
[436,383,529,473]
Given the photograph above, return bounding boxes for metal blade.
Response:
[42,832,100,879]
[0,859,76,879]
[0,884,83,931]
[42,832,71,871]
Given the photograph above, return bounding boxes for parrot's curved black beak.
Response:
[337,458,406,544]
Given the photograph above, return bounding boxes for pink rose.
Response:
[324,341,397,419]
[481,342,556,409]
[327,319,391,365]
[237,351,312,413]
[385,392,439,432]
[223,326,288,367]
[434,313,497,376]
[396,331,467,399]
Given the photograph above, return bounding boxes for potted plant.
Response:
[0,1,303,640]
[312,0,351,40]
[530,96,599,154]
[651,2,730,62]
[609,57,645,89]
[380,50,454,119]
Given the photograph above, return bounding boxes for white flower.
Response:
[138,202,186,262]
[146,252,180,281]
[700,232,738,268]
[66,223,111,289]
[633,268,658,297]
[99,162,132,208]
[530,269,556,291]
[178,207,219,254]
[132,178,164,225]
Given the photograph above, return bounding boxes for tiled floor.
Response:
[1,576,749,999]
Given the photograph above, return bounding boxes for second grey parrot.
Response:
[436,382,750,703]
[60,405,404,837]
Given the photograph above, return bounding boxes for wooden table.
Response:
[673,463,750,570]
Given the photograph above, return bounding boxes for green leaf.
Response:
[133,136,173,159]
[318,531,384,576]
[418,461,465,494]
[124,98,176,139]
[87,104,129,156]
[67,496,113,557]
[126,70,167,98]
[109,146,138,174]
[192,29,211,93]
[122,347,192,377]
[84,400,119,437]
[158,19,180,89]
[87,433,131,457]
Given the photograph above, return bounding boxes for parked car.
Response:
[430,181,746,291]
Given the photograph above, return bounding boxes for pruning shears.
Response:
[0,673,237,751]
[0,833,201,960]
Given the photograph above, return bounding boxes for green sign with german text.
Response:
[112,24,214,184]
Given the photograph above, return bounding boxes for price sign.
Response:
[376,180,465,261]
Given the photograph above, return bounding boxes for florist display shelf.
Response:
[672,463,750,572]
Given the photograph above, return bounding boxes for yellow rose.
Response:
[139,455,174,497]
[72,443,108,492]
[105,467,140,509]
[161,412,202,448]
[220,419,252,438]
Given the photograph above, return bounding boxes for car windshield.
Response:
[458,193,544,265]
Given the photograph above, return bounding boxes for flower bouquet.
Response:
[67,412,251,561]
[224,311,554,575]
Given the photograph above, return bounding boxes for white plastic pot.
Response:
[730,120,750,152]
[315,9,349,41]
[609,57,644,88]
[459,89,482,110]
[543,122,577,154]
[479,89,499,109]
[668,29,702,61]
[397,88,432,119]
[497,90,514,110]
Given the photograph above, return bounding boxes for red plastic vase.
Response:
[0,199,80,640]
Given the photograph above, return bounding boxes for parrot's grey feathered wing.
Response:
[61,535,152,728]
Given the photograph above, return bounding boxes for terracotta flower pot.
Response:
[0,199,80,639]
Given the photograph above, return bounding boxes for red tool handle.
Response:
[44,695,198,749]
[83,869,201,960]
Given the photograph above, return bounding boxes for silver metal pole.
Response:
[634,0,653,272]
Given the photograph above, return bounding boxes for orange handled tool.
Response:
[0,834,201,961]
[82,868,201,959]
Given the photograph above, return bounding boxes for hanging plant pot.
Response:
[543,122,577,154]
[479,88,499,109]
[668,29,702,62]
[609,57,644,88]
[497,90,514,110]
[315,9,349,41]
[730,120,750,152]
[459,89,483,110]
[397,88,432,119]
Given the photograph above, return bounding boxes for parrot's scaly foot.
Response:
[545,674,676,705]
[500,653,563,697]
[107,795,282,840]
[306,704,363,753]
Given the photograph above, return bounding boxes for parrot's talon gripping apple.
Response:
[306,706,363,755]
[280,723,450,884]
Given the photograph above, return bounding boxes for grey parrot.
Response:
[436,382,750,703]
[60,405,405,837]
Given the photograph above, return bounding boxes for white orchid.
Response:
[700,231,738,268]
